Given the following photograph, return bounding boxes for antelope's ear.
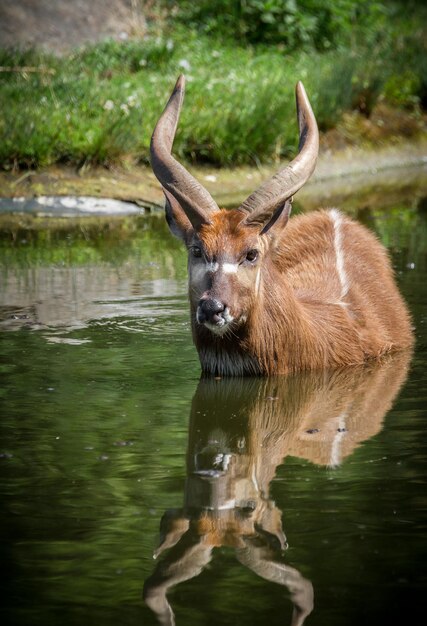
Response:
[259,197,293,236]
[164,189,193,243]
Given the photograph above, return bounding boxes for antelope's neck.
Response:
[193,325,263,376]
[192,269,313,376]
[247,274,314,374]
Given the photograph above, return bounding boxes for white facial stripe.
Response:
[191,260,249,277]
[222,263,238,274]
[206,262,219,273]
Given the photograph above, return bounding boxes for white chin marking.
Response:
[205,321,230,336]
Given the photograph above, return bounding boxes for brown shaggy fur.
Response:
[182,208,413,376]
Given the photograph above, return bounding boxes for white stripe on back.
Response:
[329,412,347,468]
[329,209,349,299]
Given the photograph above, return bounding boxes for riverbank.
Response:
[1,6,425,171]
[1,136,426,213]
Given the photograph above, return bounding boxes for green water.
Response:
[0,200,426,626]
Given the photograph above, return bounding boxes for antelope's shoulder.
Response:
[275,210,341,266]
[278,209,383,258]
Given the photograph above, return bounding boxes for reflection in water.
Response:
[144,351,411,626]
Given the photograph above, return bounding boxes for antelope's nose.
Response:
[198,298,225,324]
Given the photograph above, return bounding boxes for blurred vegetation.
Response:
[0,0,425,169]
[0,213,187,274]
[167,0,386,49]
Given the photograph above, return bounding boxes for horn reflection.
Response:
[144,351,411,626]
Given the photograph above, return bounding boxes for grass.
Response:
[0,18,425,170]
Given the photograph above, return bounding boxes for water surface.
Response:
[0,197,426,626]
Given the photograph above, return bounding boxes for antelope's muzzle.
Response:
[197,298,225,324]
[197,298,234,334]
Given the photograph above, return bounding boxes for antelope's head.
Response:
[150,76,319,336]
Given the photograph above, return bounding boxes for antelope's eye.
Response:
[191,246,202,258]
[246,249,258,263]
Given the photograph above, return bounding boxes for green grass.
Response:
[0,18,425,169]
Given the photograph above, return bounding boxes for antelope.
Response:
[143,351,411,626]
[150,76,413,376]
